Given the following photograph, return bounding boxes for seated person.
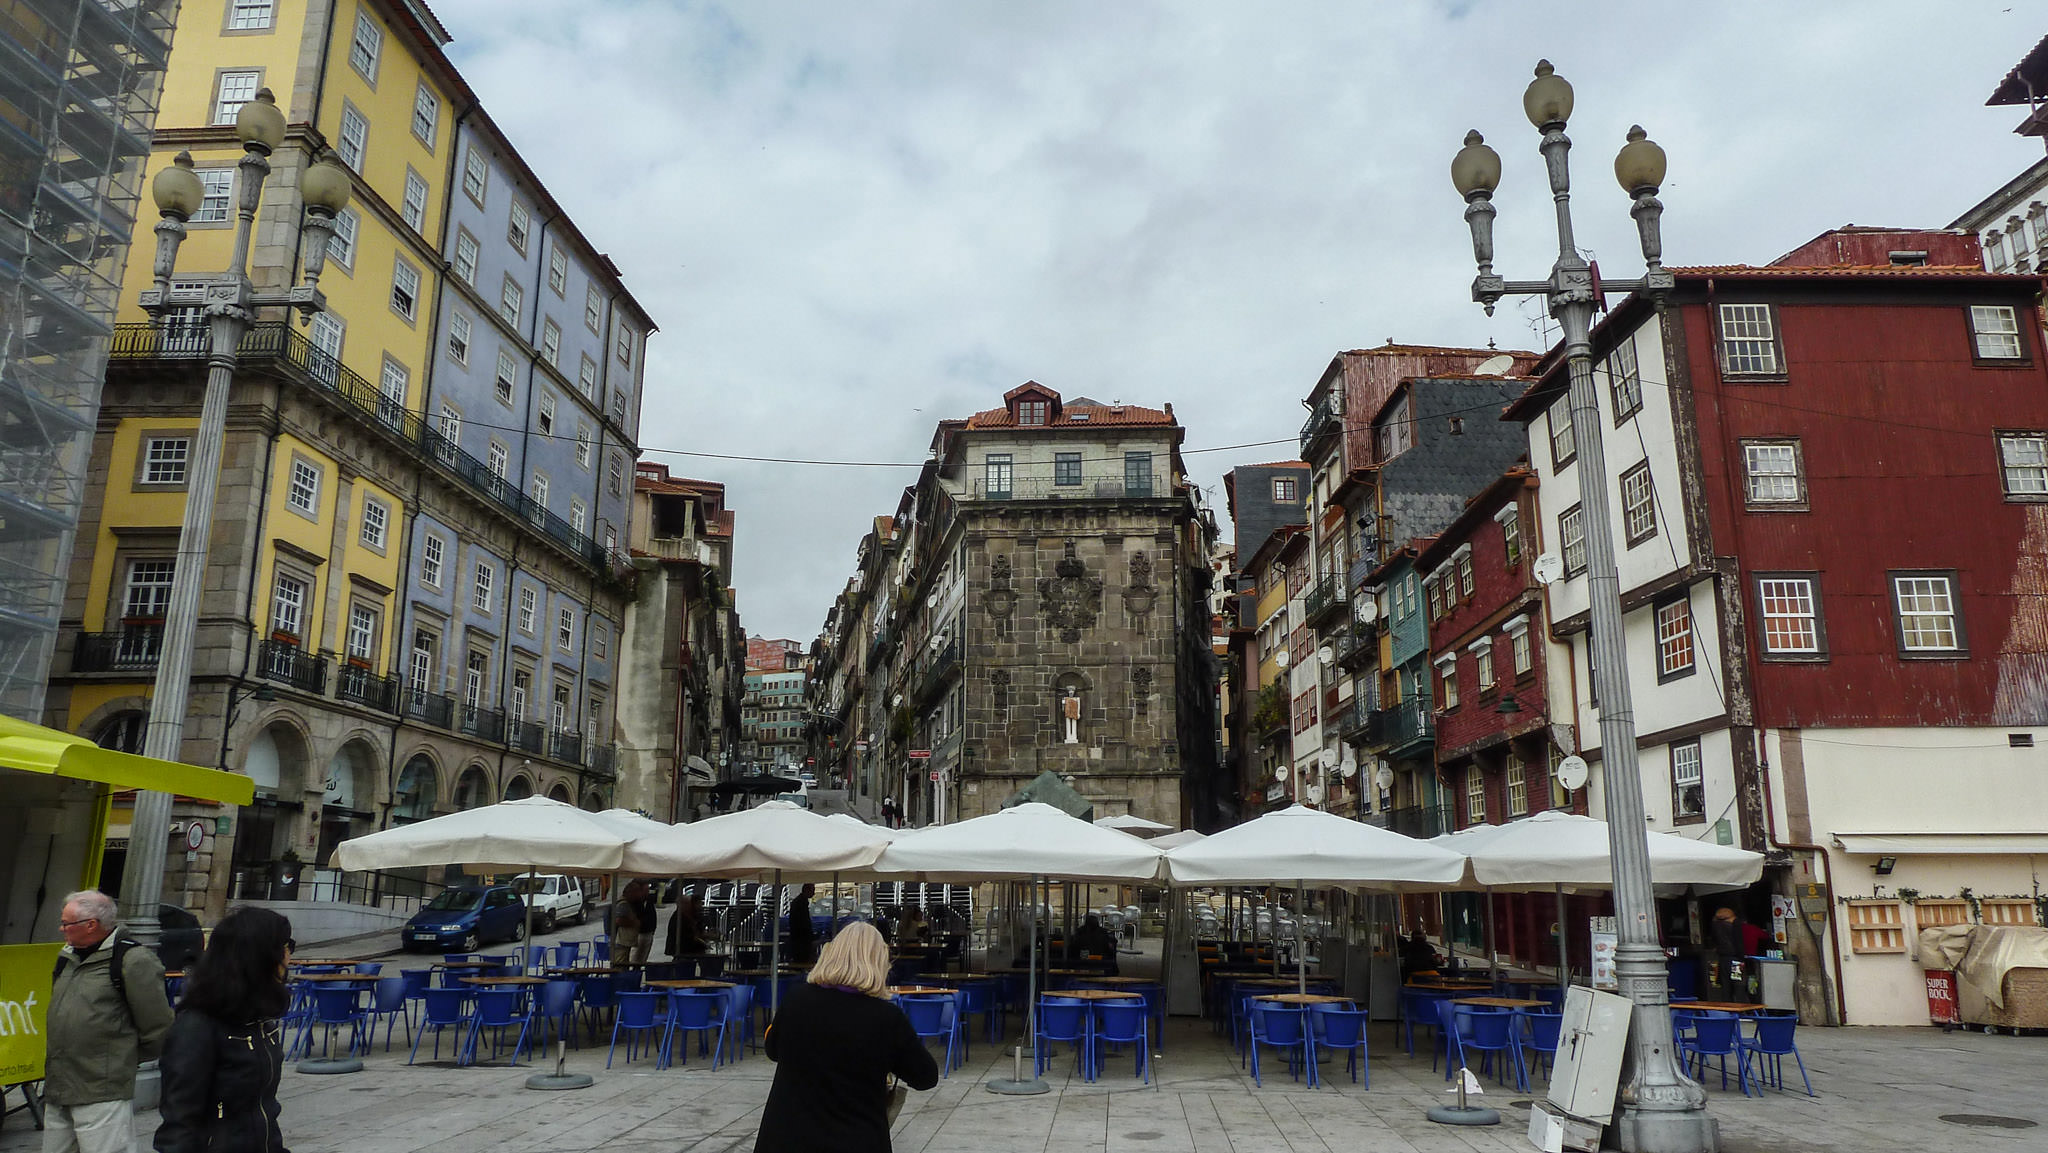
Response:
[1399,928,1441,981]
[897,906,930,945]
[1068,915,1120,974]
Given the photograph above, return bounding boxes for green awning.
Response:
[0,714,254,806]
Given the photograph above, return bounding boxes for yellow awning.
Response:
[0,714,254,806]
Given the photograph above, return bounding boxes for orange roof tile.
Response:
[965,401,1176,429]
[1672,264,2024,280]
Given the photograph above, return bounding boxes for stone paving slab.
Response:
[5,1015,2045,1152]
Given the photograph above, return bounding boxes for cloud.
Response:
[432,0,2037,640]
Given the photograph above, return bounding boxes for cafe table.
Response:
[461,975,547,986]
[548,966,620,977]
[434,959,501,971]
[889,985,955,997]
[1255,993,1354,1006]
[1049,987,1142,1002]
[1677,1001,1762,1013]
[289,958,365,968]
[1073,975,1151,985]
[295,971,373,983]
[1452,996,1550,1009]
[646,979,736,990]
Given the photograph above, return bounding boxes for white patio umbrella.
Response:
[1094,812,1173,836]
[1164,805,1468,993]
[1149,829,1207,850]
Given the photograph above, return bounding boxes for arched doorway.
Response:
[318,740,380,866]
[504,773,535,801]
[231,722,310,900]
[454,764,492,810]
[580,790,607,812]
[546,781,572,804]
[93,711,147,754]
[394,754,437,823]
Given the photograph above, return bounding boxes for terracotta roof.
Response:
[1337,343,1542,359]
[1242,460,1310,469]
[965,401,1176,429]
[1670,264,2027,280]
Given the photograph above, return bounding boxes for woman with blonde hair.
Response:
[756,922,936,1153]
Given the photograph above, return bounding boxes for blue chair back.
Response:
[1313,1006,1367,1047]
[591,937,610,963]
[370,975,408,1014]
[1749,1012,1797,1054]
[615,990,663,1029]
[1095,1001,1147,1045]
[441,953,473,964]
[672,989,727,1028]
[1687,1012,1742,1055]
[524,945,548,972]
[419,987,470,1026]
[900,995,955,1039]
[353,962,384,976]
[1523,1010,1564,1053]
[1458,1006,1515,1051]
[551,942,581,969]
[400,969,434,1001]
[725,983,754,1023]
[580,975,618,1012]
[540,978,578,1020]
[474,988,527,1027]
[695,955,726,981]
[1035,998,1089,1043]
[1251,1002,1307,1045]
[614,970,644,993]
[311,986,362,1024]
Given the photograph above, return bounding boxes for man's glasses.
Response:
[58,919,95,929]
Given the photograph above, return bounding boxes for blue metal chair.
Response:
[724,983,756,1060]
[367,975,412,1052]
[521,944,549,974]
[409,988,472,1065]
[1092,1000,1151,1084]
[399,969,434,1022]
[306,985,370,1059]
[352,961,383,977]
[900,994,960,1076]
[591,936,611,964]
[465,988,534,1066]
[661,990,729,1069]
[1519,1009,1564,1083]
[1453,1005,1527,1091]
[1740,1011,1813,1096]
[1247,1003,1313,1088]
[1431,998,1465,1077]
[534,978,581,1051]
[1402,987,1452,1056]
[551,942,581,969]
[1677,1011,1753,1094]
[1311,1006,1369,1087]
[955,981,999,1045]
[578,975,619,1042]
[607,991,665,1068]
[1034,997,1092,1081]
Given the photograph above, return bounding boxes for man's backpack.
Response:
[53,937,159,1025]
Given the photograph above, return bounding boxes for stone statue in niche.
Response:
[1037,540,1103,644]
[1123,549,1157,616]
[984,553,1016,637]
[991,669,1010,714]
[1132,666,1153,715]
[1061,689,1081,744]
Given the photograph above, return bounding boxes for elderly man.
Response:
[45,890,172,1153]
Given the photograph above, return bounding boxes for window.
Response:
[577,356,598,398]
[1506,761,1528,817]
[473,561,494,613]
[337,104,368,170]
[213,70,260,125]
[401,170,428,231]
[1742,440,1805,507]
[1970,305,2024,360]
[360,497,389,551]
[984,454,1013,497]
[271,572,306,637]
[435,408,460,464]
[537,392,556,436]
[377,357,408,422]
[421,534,444,589]
[1508,620,1533,676]
[1437,655,1459,711]
[464,651,488,708]
[499,276,522,326]
[1472,637,1495,692]
[1892,572,1964,655]
[1548,399,1575,467]
[407,629,435,693]
[495,349,516,405]
[593,624,609,662]
[1655,596,1695,679]
[287,457,321,515]
[1757,575,1824,657]
[1847,901,1905,953]
[121,560,175,621]
[1466,768,1485,824]
[1559,505,1585,577]
[1671,739,1704,821]
[1497,504,1521,567]
[540,319,560,366]
[1998,432,2048,497]
[508,202,530,254]
[1376,396,1413,463]
[518,587,536,633]
[548,245,568,295]
[1607,336,1642,421]
[1982,899,2041,927]
[309,312,344,382]
[346,603,376,662]
[325,207,359,271]
[610,386,628,425]
[227,0,273,29]
[552,683,573,731]
[1054,452,1082,486]
[1718,303,1782,376]
[446,311,471,366]
[558,607,574,652]
[1018,399,1049,426]
[585,285,603,333]
[511,669,531,718]
[193,168,233,224]
[1124,451,1153,496]
[349,10,381,80]
[575,426,593,469]
[570,499,586,536]
[411,83,439,145]
[452,229,478,284]
[1620,462,1657,545]
[463,147,487,205]
[531,472,549,512]
[487,440,509,481]
[141,436,190,486]
[617,328,635,367]
[1455,550,1474,598]
[1272,477,1297,502]
[390,258,420,321]
[608,452,624,496]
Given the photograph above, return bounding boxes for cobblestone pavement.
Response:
[5,1011,2042,1153]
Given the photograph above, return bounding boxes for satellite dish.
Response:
[1532,553,1565,586]
[1273,649,1291,669]
[1316,646,1335,667]
[1355,598,1379,624]
[1374,764,1395,791]
[1556,755,1590,791]
[1306,783,1326,804]
[1275,764,1290,781]
[1474,353,1516,377]
[926,592,938,609]
[1340,758,1358,779]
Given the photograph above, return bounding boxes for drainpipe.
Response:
[1755,741,1848,1026]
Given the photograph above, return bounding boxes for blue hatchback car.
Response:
[401,884,528,952]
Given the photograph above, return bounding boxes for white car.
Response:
[511,873,587,933]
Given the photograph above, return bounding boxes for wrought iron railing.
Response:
[549,729,584,765]
[1299,396,1340,454]
[401,688,455,728]
[1304,574,1348,624]
[585,744,618,779]
[967,477,1158,500]
[1372,699,1435,751]
[335,665,400,712]
[256,639,326,693]
[1384,803,1455,839]
[457,705,505,743]
[510,719,546,754]
[72,626,162,672]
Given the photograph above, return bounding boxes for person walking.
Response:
[787,885,816,965]
[153,907,294,1153]
[44,889,173,1153]
[614,881,656,966]
[755,922,937,1153]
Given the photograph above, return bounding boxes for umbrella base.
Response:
[525,1072,595,1091]
[985,1078,1051,1095]
[1426,1105,1500,1126]
[294,1057,362,1076]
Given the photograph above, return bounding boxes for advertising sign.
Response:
[0,943,63,1086]
[1588,916,1619,991]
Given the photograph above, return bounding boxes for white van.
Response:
[511,872,588,932]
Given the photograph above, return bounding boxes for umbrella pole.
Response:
[1440,892,1454,976]
[1483,886,1497,990]
[987,874,1048,1094]
[831,871,841,943]
[1556,883,1569,996]
[1269,887,1280,976]
[770,869,783,1018]
[1296,881,1308,996]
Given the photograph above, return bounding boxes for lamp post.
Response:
[1451,63,1713,1152]
[117,89,352,957]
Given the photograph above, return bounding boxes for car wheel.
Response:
[540,912,557,935]
[511,918,525,942]
[460,931,478,952]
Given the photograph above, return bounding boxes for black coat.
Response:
[154,1010,287,1153]
[755,983,938,1153]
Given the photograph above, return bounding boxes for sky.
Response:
[433,0,2045,643]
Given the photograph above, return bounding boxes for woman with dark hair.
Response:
[154,906,294,1153]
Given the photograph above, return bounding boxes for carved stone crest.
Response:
[1123,549,1157,617]
[984,553,1016,637]
[991,668,1010,714]
[1037,541,1102,644]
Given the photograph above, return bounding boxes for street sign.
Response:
[929,770,940,781]
[855,740,868,752]
[183,821,205,851]
[908,749,931,760]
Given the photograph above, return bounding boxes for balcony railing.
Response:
[1333,623,1377,671]
[585,744,618,779]
[1337,699,1377,745]
[1303,574,1348,626]
[457,705,506,743]
[1384,803,1455,839]
[967,477,1159,501]
[256,639,326,694]
[1299,396,1341,456]
[510,719,546,754]
[108,322,621,582]
[401,688,455,729]
[335,665,400,712]
[549,729,584,765]
[72,626,162,672]
[1371,699,1435,753]
[917,640,960,702]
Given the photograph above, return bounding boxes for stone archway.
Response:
[318,739,381,868]
[453,763,493,810]
[580,789,607,812]
[503,773,535,801]
[230,720,313,899]
[546,781,572,804]
[394,753,438,823]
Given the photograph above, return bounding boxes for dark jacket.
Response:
[755,983,938,1153]
[154,1010,288,1153]
[45,938,173,1105]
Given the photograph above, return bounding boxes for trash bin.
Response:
[1925,968,1960,1026]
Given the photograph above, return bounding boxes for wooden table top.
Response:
[1232,978,1303,987]
[548,967,620,976]
[295,972,372,983]
[462,975,546,986]
[1454,996,1551,1009]
[1405,980,1492,990]
[890,986,955,997]
[1073,976,1151,985]
[290,959,365,967]
[1677,1001,1762,1014]
[727,968,807,978]
[1255,993,1354,1006]
[646,979,735,990]
[434,960,502,969]
[1048,988,1142,1001]
[1211,970,1288,979]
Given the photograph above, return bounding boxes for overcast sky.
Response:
[435,1,2042,642]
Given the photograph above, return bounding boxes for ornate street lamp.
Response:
[118,89,352,955]
[1452,63,1712,1152]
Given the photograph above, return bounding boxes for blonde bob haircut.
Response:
[806,920,892,999]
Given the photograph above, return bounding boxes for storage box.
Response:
[1957,967,2048,1030]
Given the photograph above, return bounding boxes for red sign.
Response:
[929,770,941,781]
[908,749,931,760]
[1926,969,1959,1025]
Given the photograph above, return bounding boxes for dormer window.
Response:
[1018,400,1049,425]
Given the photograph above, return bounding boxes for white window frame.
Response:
[1607,336,1642,420]
[1549,400,1575,467]
[617,327,635,367]
[401,170,429,231]
[411,82,439,146]
[309,312,344,382]
[487,440,509,480]
[348,10,381,81]
[1998,432,2048,497]
[585,284,603,333]
[1471,637,1495,692]
[575,426,593,469]
[1655,596,1695,678]
[142,436,190,486]
[227,0,274,30]
[1436,653,1459,711]
[327,207,359,272]
[1893,574,1961,653]
[557,607,574,652]
[1621,462,1657,545]
[508,201,530,254]
[473,561,494,614]
[540,318,561,366]
[360,497,389,551]
[1671,740,1705,820]
[1506,761,1528,817]
[537,392,556,436]
[213,69,260,126]
[390,257,420,322]
[1466,767,1485,824]
[1743,440,1804,505]
[531,471,550,511]
[452,228,478,285]
[1507,618,1533,676]
[499,276,522,327]
[1971,305,2024,360]
[518,587,537,633]
[287,457,321,516]
[194,168,234,224]
[1758,576,1822,655]
[337,104,369,171]
[1559,505,1585,577]
[421,534,444,589]
[577,356,597,398]
[463,147,488,206]
[495,348,517,406]
[548,245,568,296]
[345,602,377,663]
[447,311,471,366]
[271,571,307,638]
[570,499,586,536]
[435,404,460,462]
[1718,303,1781,376]
[609,452,624,496]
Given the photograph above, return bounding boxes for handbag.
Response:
[884,1074,907,1127]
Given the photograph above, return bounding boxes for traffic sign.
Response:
[908,749,931,760]
[929,770,941,781]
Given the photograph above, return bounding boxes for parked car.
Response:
[400,885,527,952]
[511,873,587,933]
